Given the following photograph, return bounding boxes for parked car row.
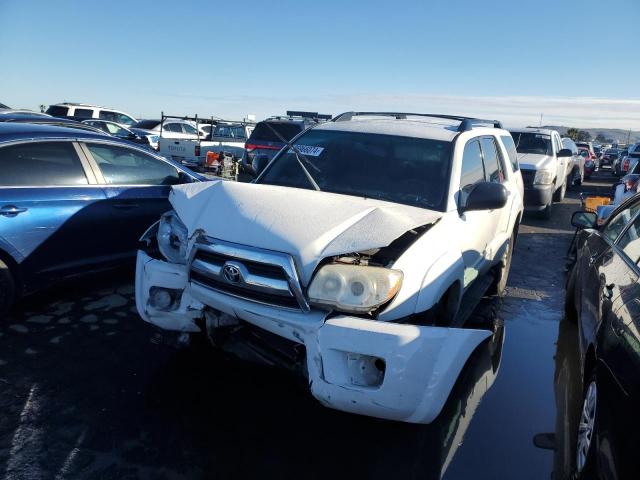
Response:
[1,105,637,478]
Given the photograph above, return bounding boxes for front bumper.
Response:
[523,183,554,210]
[136,250,492,424]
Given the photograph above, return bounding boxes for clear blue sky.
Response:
[1,0,639,128]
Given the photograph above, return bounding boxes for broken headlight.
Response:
[157,211,188,264]
[308,264,403,313]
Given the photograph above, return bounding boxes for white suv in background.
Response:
[135,112,524,424]
[46,102,137,127]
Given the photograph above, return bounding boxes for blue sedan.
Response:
[0,122,204,316]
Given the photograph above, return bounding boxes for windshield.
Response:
[250,122,302,143]
[509,132,553,156]
[257,129,452,211]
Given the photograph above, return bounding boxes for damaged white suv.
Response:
[135,112,524,424]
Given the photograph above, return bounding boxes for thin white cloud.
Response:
[11,92,640,131]
[145,93,640,131]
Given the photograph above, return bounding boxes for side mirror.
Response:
[557,148,573,158]
[252,154,270,177]
[127,132,138,139]
[177,171,194,184]
[460,182,508,213]
[571,211,597,230]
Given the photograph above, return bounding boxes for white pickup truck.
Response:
[508,128,573,218]
[136,112,524,424]
[158,122,254,172]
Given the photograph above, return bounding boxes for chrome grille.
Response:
[189,237,309,311]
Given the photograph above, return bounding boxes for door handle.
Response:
[0,205,28,217]
[112,203,139,210]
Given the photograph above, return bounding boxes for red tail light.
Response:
[245,143,281,152]
[195,145,201,157]
[623,157,630,171]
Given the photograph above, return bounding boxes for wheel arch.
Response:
[0,247,22,298]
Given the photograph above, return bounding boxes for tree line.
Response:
[565,128,613,144]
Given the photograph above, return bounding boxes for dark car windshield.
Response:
[250,122,303,143]
[133,120,161,129]
[510,132,553,156]
[257,129,452,211]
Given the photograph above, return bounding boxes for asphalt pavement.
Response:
[0,168,618,480]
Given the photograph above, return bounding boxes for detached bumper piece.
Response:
[136,250,492,424]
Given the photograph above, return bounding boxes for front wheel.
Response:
[0,259,15,320]
[575,372,598,478]
[489,231,515,297]
[553,180,566,202]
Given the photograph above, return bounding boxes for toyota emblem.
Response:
[222,264,242,283]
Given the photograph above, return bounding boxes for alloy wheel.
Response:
[576,380,597,473]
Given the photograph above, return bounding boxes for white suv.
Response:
[46,102,137,127]
[135,112,524,424]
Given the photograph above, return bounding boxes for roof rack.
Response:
[332,112,503,132]
[285,110,332,120]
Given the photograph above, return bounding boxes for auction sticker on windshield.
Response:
[290,145,324,156]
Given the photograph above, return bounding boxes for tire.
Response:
[489,230,515,297]
[553,179,566,202]
[0,258,15,319]
[575,371,598,479]
[574,168,583,186]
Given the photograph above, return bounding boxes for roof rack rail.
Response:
[285,110,332,120]
[332,112,502,132]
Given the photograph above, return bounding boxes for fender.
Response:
[414,250,464,313]
[0,236,23,264]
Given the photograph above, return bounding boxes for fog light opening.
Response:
[148,287,181,311]
[347,353,385,388]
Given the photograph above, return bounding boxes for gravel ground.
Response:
[0,169,617,479]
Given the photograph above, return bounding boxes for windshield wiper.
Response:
[263,122,321,191]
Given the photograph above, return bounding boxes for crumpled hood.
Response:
[170,181,441,284]
[518,153,554,170]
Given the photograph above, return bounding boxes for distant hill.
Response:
[543,126,640,144]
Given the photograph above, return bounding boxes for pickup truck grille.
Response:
[520,169,535,186]
[189,238,309,311]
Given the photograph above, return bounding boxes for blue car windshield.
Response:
[257,129,452,211]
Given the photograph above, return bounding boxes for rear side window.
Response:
[500,135,519,172]
[480,137,504,183]
[164,123,181,133]
[46,105,69,117]
[99,111,116,122]
[460,139,485,193]
[0,142,88,186]
[250,122,302,143]
[73,108,93,118]
[86,143,180,185]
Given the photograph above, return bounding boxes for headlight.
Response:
[308,264,403,313]
[157,211,188,264]
[534,169,554,185]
